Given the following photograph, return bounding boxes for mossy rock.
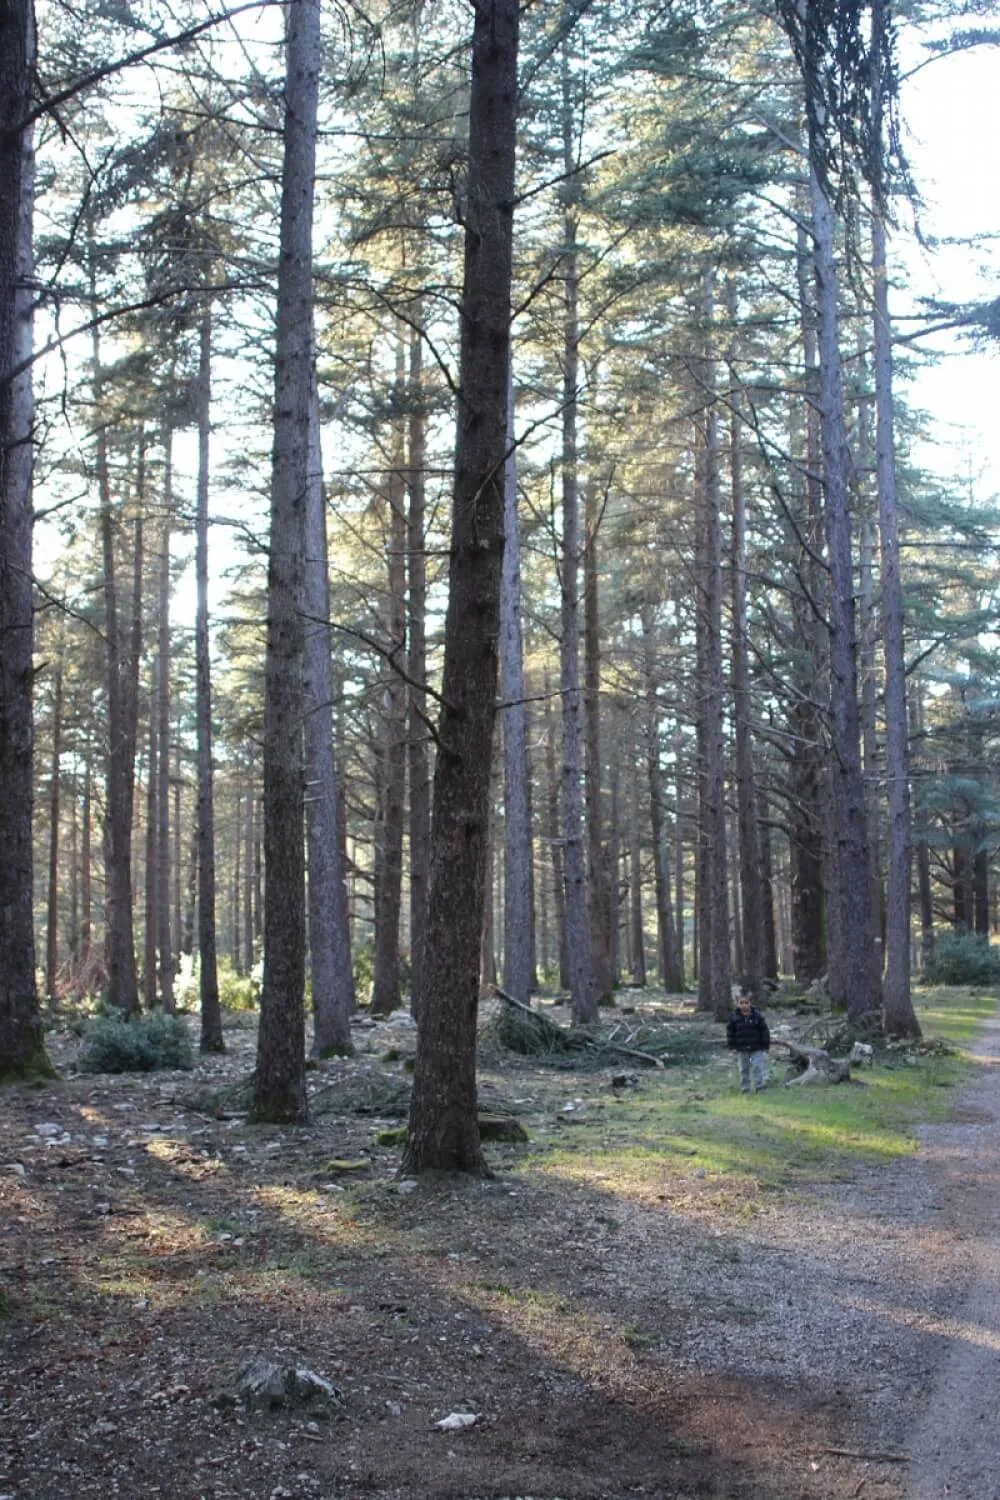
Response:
[323,1157,371,1174]
[375,1125,408,1147]
[478,1113,529,1143]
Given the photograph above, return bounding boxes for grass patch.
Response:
[915,984,997,1048]
[518,986,997,1207]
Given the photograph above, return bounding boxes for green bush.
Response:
[218,959,261,1011]
[79,1010,194,1074]
[353,941,375,1005]
[351,943,412,1007]
[924,931,1000,987]
[174,954,260,1012]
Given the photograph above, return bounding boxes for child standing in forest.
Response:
[726,986,771,1093]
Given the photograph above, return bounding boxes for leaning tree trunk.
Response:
[195,311,223,1053]
[0,0,50,1076]
[253,0,321,1125]
[402,0,519,1175]
[500,360,533,1006]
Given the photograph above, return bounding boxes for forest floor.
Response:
[0,990,997,1500]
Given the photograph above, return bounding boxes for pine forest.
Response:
[3,0,999,1157]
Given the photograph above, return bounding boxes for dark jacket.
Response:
[726,1006,770,1052]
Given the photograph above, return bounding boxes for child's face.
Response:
[737,994,752,1013]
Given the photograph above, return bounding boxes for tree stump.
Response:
[773,1039,852,1085]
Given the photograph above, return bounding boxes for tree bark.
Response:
[402,0,519,1175]
[45,645,64,1001]
[544,677,569,988]
[304,375,354,1054]
[406,317,430,1019]
[808,162,882,1019]
[642,605,681,992]
[195,311,223,1052]
[584,480,613,999]
[143,705,158,1008]
[871,198,919,1036]
[93,297,140,1018]
[0,0,48,1078]
[156,454,175,1014]
[558,44,596,1026]
[727,290,764,1000]
[629,750,646,986]
[500,360,533,1005]
[371,339,408,1018]
[253,0,321,1124]
[694,275,731,1019]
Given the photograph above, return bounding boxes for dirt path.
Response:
[904,1007,1000,1500]
[3,1002,1000,1500]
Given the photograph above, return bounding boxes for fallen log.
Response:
[772,1038,853,1085]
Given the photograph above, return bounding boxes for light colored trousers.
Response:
[737,1050,767,1092]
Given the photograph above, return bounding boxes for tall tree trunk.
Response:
[371,344,408,1018]
[500,362,533,1004]
[694,275,731,1020]
[642,606,680,991]
[758,791,779,980]
[95,317,140,1017]
[143,707,158,1008]
[156,463,175,1015]
[788,218,827,984]
[608,721,622,987]
[253,0,321,1125]
[727,292,764,999]
[406,317,430,1019]
[871,196,919,1035]
[911,688,934,971]
[195,311,223,1052]
[243,762,256,974]
[584,480,612,999]
[558,45,596,1026]
[808,162,882,1019]
[81,758,93,969]
[544,681,570,990]
[402,0,519,1175]
[629,751,646,986]
[45,647,64,1000]
[0,0,48,1077]
[674,733,686,987]
[304,376,354,1054]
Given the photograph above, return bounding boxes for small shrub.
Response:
[79,1010,194,1074]
[924,931,1000,987]
[218,960,261,1011]
[353,941,375,1005]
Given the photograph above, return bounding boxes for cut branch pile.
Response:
[490,988,665,1069]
